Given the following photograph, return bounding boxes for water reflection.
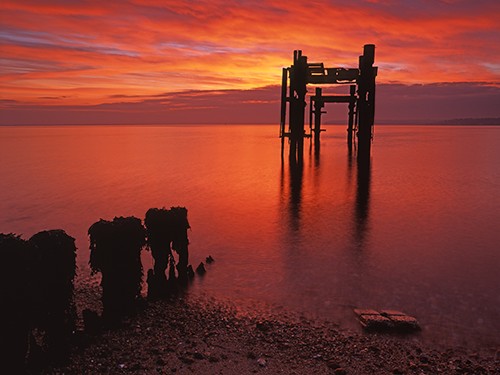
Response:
[354,152,371,250]
[3,125,499,348]
[308,137,321,167]
[281,139,372,249]
[281,155,304,233]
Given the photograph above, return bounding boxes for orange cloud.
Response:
[1,0,499,107]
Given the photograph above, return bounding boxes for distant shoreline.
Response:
[1,121,500,127]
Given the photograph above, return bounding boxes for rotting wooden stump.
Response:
[354,309,420,333]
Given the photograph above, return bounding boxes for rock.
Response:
[419,355,429,364]
[256,321,272,332]
[327,361,341,370]
[178,356,194,365]
[353,309,380,316]
[187,265,195,279]
[257,358,267,367]
[193,352,204,360]
[380,311,420,332]
[354,308,420,332]
[247,352,257,359]
[196,262,206,275]
[357,313,393,331]
[206,255,215,264]
[379,310,404,316]
[156,358,166,366]
[130,363,141,371]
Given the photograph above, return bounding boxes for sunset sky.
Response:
[1,0,499,124]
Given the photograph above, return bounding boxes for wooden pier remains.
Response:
[280,45,377,161]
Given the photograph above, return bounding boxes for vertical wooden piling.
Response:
[289,50,307,162]
[309,96,313,135]
[280,68,288,157]
[280,68,288,139]
[347,84,356,148]
[357,44,376,161]
[313,87,323,149]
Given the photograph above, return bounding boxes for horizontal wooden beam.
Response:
[311,95,354,103]
[307,68,359,84]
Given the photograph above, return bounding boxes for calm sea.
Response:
[1,124,499,349]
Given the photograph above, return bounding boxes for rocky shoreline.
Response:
[41,282,499,375]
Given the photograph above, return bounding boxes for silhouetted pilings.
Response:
[29,230,77,362]
[0,233,35,372]
[280,44,377,161]
[145,206,192,299]
[170,207,190,281]
[0,206,212,371]
[145,208,173,296]
[88,216,146,322]
[357,44,377,162]
[0,230,76,370]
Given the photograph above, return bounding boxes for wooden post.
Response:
[309,96,313,135]
[280,68,287,138]
[280,68,288,158]
[347,84,356,147]
[289,50,307,162]
[314,87,323,149]
[357,44,376,162]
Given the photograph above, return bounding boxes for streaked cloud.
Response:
[2,83,499,125]
[1,0,499,116]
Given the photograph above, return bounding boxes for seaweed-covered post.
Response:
[88,217,146,323]
[29,230,77,362]
[145,208,173,296]
[0,234,34,372]
[171,207,190,281]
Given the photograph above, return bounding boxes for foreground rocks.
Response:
[42,287,499,375]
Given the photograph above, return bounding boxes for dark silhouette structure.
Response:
[280,45,377,161]
[88,216,146,323]
[29,230,77,363]
[0,234,34,372]
[145,206,191,298]
[145,207,173,296]
[170,206,190,280]
[0,230,77,370]
[0,209,195,370]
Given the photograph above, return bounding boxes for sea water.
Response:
[1,124,499,348]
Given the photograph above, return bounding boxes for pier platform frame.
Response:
[280,45,377,161]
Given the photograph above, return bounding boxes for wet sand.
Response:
[43,282,499,375]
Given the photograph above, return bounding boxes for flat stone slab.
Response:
[358,314,394,331]
[353,309,380,316]
[354,308,420,333]
[379,310,405,316]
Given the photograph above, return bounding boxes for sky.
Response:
[1,0,499,124]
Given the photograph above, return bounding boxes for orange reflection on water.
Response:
[1,124,500,349]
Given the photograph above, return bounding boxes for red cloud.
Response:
[1,0,499,107]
